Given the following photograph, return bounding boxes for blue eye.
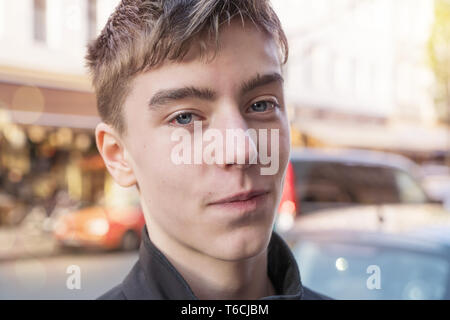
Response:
[169,112,203,127]
[172,113,193,125]
[250,101,278,113]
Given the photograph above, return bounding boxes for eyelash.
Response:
[168,112,202,128]
[167,99,280,127]
[247,100,280,114]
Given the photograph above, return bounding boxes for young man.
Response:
[87,0,328,300]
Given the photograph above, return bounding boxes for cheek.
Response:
[277,112,291,150]
[133,140,200,206]
[133,150,197,229]
[280,127,291,163]
[269,118,290,167]
[135,143,174,189]
[271,120,290,190]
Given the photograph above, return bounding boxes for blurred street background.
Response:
[1,0,450,299]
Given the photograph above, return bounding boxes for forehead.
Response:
[127,20,282,100]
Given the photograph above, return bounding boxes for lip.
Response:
[208,190,270,205]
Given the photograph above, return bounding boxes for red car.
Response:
[53,205,146,251]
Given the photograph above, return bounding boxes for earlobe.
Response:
[95,122,137,187]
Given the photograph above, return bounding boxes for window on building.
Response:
[312,47,329,91]
[334,57,351,95]
[87,0,97,42]
[33,0,47,43]
[0,0,5,38]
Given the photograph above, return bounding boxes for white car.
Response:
[289,148,441,215]
[420,163,450,207]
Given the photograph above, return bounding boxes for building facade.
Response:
[272,0,437,125]
[0,0,121,224]
[0,0,117,80]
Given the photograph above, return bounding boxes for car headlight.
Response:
[86,218,109,236]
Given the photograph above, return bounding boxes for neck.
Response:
[179,248,277,300]
[147,224,276,300]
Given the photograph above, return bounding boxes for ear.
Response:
[95,122,137,187]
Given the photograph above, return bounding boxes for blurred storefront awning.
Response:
[293,118,449,155]
[0,66,99,129]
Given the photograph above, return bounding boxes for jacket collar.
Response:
[122,226,304,300]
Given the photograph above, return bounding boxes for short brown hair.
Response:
[86,0,289,135]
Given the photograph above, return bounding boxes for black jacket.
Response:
[98,226,330,300]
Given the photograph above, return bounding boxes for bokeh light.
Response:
[11,86,45,125]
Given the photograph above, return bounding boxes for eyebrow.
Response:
[149,87,216,109]
[148,72,284,110]
[239,72,284,97]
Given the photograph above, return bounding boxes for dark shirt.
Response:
[98,226,330,300]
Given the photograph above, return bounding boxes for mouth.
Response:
[208,190,270,205]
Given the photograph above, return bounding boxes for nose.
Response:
[212,109,258,170]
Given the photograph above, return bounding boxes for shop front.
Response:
[0,80,107,226]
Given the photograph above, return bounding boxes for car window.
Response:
[292,161,427,206]
[395,170,428,203]
[293,240,449,300]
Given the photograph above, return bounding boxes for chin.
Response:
[210,225,273,261]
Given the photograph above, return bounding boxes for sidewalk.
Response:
[0,218,59,263]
